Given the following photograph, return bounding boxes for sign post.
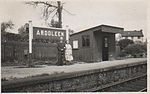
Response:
[27,24,66,66]
[66,25,69,43]
[28,20,33,67]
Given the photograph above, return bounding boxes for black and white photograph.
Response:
[0,0,148,93]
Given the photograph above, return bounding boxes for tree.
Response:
[4,32,21,41]
[134,40,142,44]
[118,39,134,50]
[18,23,29,41]
[1,20,14,33]
[25,1,75,28]
[68,29,74,35]
[123,43,147,57]
[18,23,29,35]
[25,1,63,28]
[1,20,15,41]
[49,19,60,28]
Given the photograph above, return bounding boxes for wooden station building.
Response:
[70,25,124,62]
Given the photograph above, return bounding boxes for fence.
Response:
[1,41,58,65]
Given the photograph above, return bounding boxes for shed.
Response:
[70,24,124,62]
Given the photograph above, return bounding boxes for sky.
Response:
[0,0,148,38]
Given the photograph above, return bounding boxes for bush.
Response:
[118,51,127,57]
[123,43,147,58]
[118,39,134,50]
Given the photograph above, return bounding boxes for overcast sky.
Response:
[0,0,147,38]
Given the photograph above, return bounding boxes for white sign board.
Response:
[73,40,78,49]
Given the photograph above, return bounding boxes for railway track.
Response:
[96,74,147,92]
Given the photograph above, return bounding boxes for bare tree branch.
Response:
[25,1,57,8]
[52,11,58,19]
[63,8,76,16]
[48,8,57,15]
[43,5,50,20]
[25,1,74,28]
[26,1,58,23]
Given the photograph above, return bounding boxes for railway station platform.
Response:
[2,58,147,92]
[2,58,146,80]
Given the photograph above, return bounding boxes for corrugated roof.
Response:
[121,30,143,37]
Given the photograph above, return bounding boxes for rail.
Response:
[95,74,147,92]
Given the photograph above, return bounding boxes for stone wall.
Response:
[2,60,147,92]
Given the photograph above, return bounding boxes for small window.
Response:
[138,36,141,39]
[82,35,90,47]
[104,38,108,47]
[131,36,134,40]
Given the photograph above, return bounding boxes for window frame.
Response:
[138,36,141,39]
[82,35,90,48]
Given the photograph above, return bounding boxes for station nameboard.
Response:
[33,26,66,40]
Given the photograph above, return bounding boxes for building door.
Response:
[102,37,109,61]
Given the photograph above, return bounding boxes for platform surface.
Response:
[1,58,146,80]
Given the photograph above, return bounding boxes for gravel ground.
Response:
[1,58,146,80]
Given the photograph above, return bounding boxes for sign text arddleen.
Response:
[36,30,64,37]
[33,27,66,40]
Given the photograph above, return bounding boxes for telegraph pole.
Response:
[57,1,62,28]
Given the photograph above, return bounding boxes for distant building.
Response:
[120,30,144,42]
[70,25,124,62]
